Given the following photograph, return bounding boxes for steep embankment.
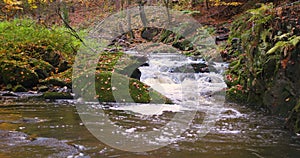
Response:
[224,3,300,133]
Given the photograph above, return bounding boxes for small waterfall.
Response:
[139,53,227,107]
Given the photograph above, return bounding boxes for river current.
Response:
[0,53,300,157]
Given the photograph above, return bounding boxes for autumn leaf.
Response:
[281,58,289,69]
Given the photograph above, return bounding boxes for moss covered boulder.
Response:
[42,92,73,100]
[28,58,55,79]
[287,100,300,134]
[0,19,79,90]
[0,60,39,88]
[73,71,172,104]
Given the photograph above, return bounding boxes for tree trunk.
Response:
[163,0,171,24]
[204,0,209,10]
[137,0,148,27]
[127,0,134,39]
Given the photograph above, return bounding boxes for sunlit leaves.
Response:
[2,0,23,14]
[210,0,242,7]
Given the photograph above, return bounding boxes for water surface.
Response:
[0,53,299,157]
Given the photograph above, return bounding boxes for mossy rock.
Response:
[38,85,49,92]
[13,85,27,92]
[73,72,172,104]
[0,60,39,88]
[4,84,13,91]
[172,39,193,51]
[141,27,160,41]
[43,68,73,86]
[115,55,148,80]
[28,58,55,79]
[96,52,124,72]
[287,100,300,134]
[41,78,71,88]
[42,92,73,100]
[58,60,71,73]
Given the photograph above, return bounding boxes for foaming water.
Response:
[139,53,227,105]
[0,54,300,157]
[110,103,183,115]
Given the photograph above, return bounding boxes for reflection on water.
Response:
[0,102,300,157]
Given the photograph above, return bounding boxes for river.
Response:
[0,53,300,157]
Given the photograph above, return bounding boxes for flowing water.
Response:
[0,53,300,158]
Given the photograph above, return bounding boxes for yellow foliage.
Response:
[3,0,23,5]
[3,0,54,10]
[27,0,38,9]
[2,0,23,13]
[211,0,242,6]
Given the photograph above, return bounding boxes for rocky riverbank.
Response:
[223,3,300,133]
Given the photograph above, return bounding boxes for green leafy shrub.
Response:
[225,3,300,133]
[0,19,82,89]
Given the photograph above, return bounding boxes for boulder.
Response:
[0,61,39,88]
[42,50,61,67]
[13,85,27,92]
[170,63,209,73]
[1,92,18,97]
[58,60,70,73]
[141,28,159,41]
[116,56,149,80]
[38,85,49,92]
[42,78,70,88]
[172,40,194,51]
[42,92,73,100]
[29,58,55,79]
[73,72,172,104]
[286,100,300,133]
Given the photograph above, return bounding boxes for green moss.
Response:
[0,60,39,88]
[5,84,13,91]
[29,58,55,79]
[97,52,124,72]
[225,3,300,133]
[287,100,300,133]
[74,72,172,104]
[0,19,84,90]
[42,92,73,100]
[41,78,70,88]
[43,68,73,86]
[0,19,80,59]
[96,72,172,104]
[13,85,27,92]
